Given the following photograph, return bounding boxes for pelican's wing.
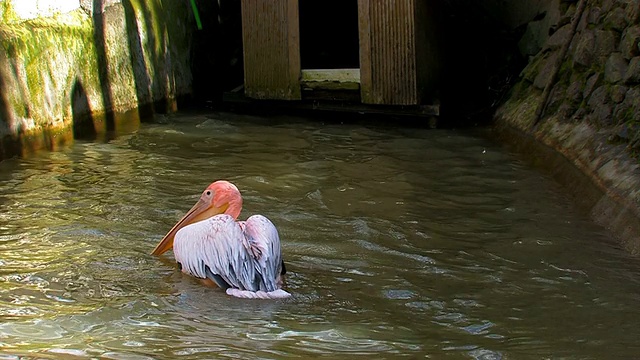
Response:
[241,215,285,290]
[172,214,285,294]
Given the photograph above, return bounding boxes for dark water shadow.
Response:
[71,79,97,140]
[92,0,116,132]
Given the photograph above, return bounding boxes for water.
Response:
[1,111,639,359]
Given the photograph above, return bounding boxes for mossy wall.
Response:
[0,0,194,159]
[495,0,640,253]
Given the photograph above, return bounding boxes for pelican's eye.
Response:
[205,190,212,196]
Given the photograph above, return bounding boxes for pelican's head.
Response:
[151,180,243,255]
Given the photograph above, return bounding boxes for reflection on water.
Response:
[0,112,639,359]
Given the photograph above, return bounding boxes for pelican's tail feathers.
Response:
[226,288,291,299]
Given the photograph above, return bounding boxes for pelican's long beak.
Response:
[151,197,228,255]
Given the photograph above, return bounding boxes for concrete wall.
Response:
[0,0,194,159]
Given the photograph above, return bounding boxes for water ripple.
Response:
[0,113,637,359]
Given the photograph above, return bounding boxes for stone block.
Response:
[623,56,640,84]
[588,85,609,110]
[595,103,614,126]
[567,79,584,103]
[560,3,575,26]
[602,0,615,13]
[613,102,631,124]
[572,107,588,121]
[573,29,595,67]
[519,22,548,56]
[549,83,568,110]
[605,52,628,83]
[620,26,640,60]
[611,85,628,103]
[626,1,640,24]
[594,30,618,59]
[584,73,601,99]
[588,6,603,25]
[604,6,628,32]
[557,101,577,120]
[578,3,590,32]
[534,52,559,89]
[520,53,545,83]
[544,24,572,51]
[613,87,640,124]
[587,84,615,126]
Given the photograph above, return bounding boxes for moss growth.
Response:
[1,11,97,119]
[0,1,17,24]
[1,1,194,160]
[520,52,545,83]
[558,59,574,84]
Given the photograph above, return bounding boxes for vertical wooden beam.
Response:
[287,0,301,97]
[241,0,301,100]
[358,0,425,105]
[358,0,372,103]
[414,0,431,104]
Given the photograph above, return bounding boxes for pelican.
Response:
[151,180,290,299]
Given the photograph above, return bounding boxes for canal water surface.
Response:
[0,112,639,359]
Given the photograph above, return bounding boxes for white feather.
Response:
[173,214,287,296]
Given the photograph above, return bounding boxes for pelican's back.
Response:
[241,214,285,290]
[173,214,287,296]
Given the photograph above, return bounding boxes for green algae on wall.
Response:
[0,0,194,159]
[0,1,14,23]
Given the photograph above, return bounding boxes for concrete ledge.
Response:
[301,69,361,91]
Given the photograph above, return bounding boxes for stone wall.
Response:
[495,0,640,252]
[0,0,194,159]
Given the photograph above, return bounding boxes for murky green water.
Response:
[1,111,639,359]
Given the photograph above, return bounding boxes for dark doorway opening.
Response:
[299,0,360,69]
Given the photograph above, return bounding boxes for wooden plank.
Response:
[241,0,301,100]
[358,0,420,105]
[357,0,372,103]
[287,0,301,98]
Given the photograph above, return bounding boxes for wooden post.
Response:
[358,0,425,105]
[241,0,301,100]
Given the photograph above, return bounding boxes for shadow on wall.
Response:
[92,0,116,133]
[92,0,186,122]
[438,0,526,125]
[0,52,22,160]
[71,79,97,140]
[0,71,21,161]
[122,0,154,118]
[190,0,242,103]
[191,0,221,103]
[123,0,187,116]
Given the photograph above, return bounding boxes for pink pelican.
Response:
[151,180,290,299]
